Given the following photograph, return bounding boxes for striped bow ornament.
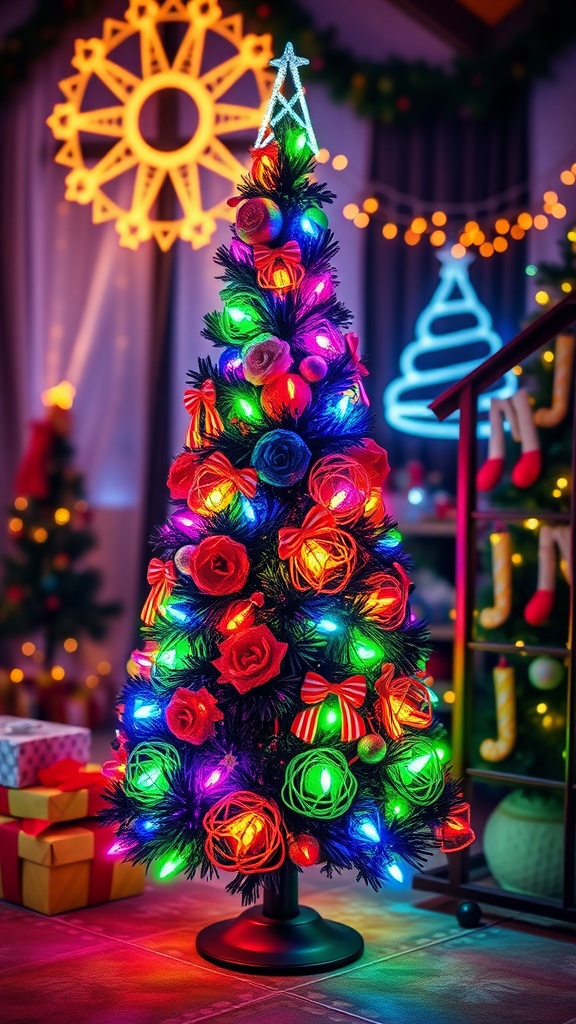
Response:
[201,451,258,498]
[183,380,224,449]
[292,671,367,744]
[141,558,177,626]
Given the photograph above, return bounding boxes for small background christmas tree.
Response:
[0,381,121,720]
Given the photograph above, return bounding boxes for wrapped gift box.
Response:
[0,762,107,827]
[0,716,90,788]
[0,815,145,915]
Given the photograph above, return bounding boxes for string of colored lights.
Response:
[316,148,576,259]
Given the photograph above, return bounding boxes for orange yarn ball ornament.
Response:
[308,454,371,525]
[187,453,257,517]
[375,662,433,740]
[203,790,285,874]
[278,505,357,594]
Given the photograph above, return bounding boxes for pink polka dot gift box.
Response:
[0,717,90,789]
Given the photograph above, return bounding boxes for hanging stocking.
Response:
[524,525,572,626]
[476,390,541,492]
[479,531,512,629]
[509,388,541,488]
[479,658,516,762]
[476,398,511,492]
[533,334,574,429]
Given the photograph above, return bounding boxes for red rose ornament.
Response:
[212,624,287,694]
[167,451,199,499]
[189,535,250,595]
[165,687,223,744]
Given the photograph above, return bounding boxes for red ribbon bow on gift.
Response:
[292,671,367,743]
[141,557,177,625]
[202,451,258,499]
[2,760,108,838]
[278,505,336,560]
[183,380,224,449]
[345,332,370,406]
[253,240,304,291]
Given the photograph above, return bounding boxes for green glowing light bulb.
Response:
[158,853,185,879]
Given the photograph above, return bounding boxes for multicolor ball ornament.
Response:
[357,734,387,764]
[308,454,371,525]
[281,748,358,820]
[386,738,444,806]
[528,656,565,691]
[219,347,245,381]
[203,790,285,873]
[288,833,321,867]
[236,197,283,245]
[261,373,312,421]
[124,742,181,805]
[174,545,196,576]
[299,356,328,382]
[300,206,329,235]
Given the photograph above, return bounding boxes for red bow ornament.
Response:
[292,671,367,743]
[250,141,279,184]
[183,380,224,449]
[345,332,370,406]
[141,558,177,625]
[435,801,475,853]
[187,451,258,516]
[278,505,357,593]
[253,240,304,293]
[375,662,433,740]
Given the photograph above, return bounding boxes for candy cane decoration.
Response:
[534,334,574,429]
[479,531,512,629]
[480,658,516,762]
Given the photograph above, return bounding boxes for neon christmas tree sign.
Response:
[383,250,517,439]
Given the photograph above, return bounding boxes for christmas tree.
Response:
[0,382,120,698]
[104,45,474,971]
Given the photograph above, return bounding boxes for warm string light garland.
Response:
[316,147,576,258]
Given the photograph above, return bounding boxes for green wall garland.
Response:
[2,0,576,121]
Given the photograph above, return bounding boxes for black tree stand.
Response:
[196,863,364,973]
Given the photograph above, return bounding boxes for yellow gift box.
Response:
[0,764,106,825]
[0,814,145,915]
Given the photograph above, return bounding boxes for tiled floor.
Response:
[1,868,576,1024]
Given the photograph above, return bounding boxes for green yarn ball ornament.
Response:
[386,737,444,806]
[281,748,357,820]
[125,741,181,805]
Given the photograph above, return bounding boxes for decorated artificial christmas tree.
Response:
[0,382,120,715]
[103,45,474,972]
